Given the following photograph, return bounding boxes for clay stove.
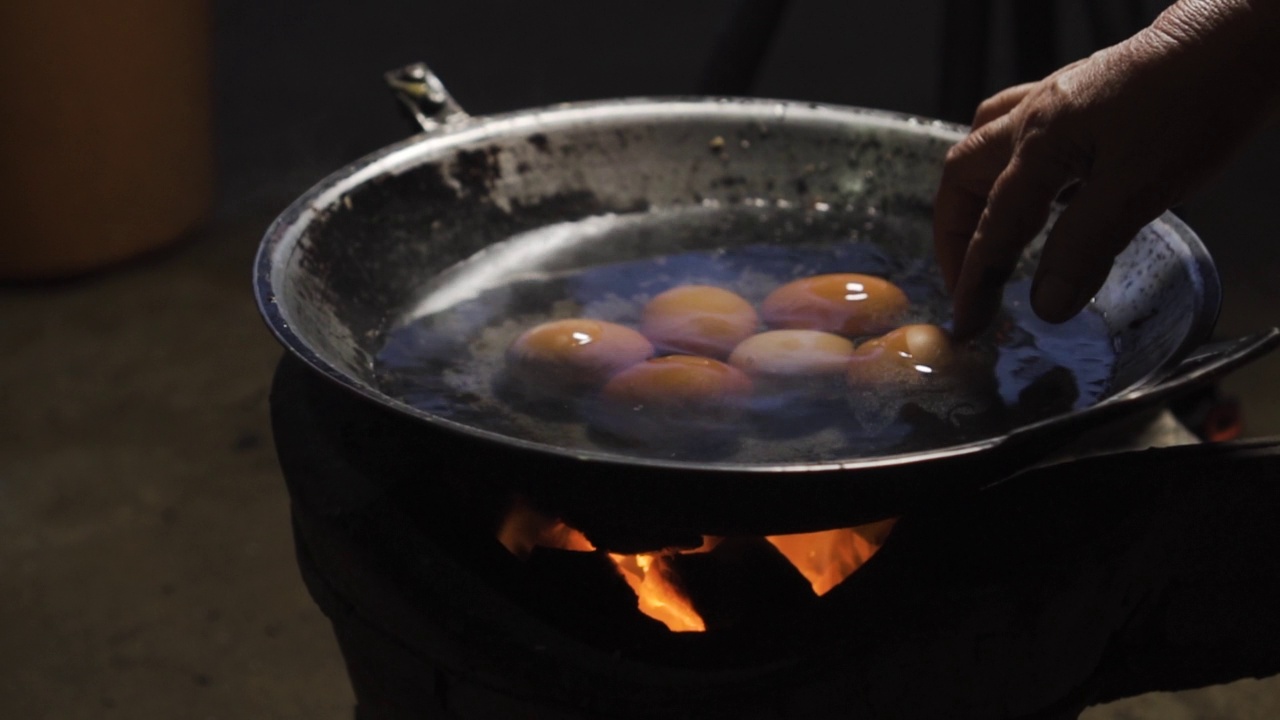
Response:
[271,356,1280,720]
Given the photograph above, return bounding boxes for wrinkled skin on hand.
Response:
[934,0,1280,338]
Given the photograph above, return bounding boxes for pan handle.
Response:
[1125,327,1280,398]
[384,62,470,133]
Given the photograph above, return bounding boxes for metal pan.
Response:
[254,63,1278,537]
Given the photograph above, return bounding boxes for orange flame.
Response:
[497,498,595,558]
[607,552,706,632]
[496,499,895,632]
[496,499,706,631]
[765,518,897,596]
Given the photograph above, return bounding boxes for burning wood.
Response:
[496,498,594,558]
[765,518,897,596]
[497,499,895,632]
[607,553,705,632]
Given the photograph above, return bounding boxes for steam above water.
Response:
[374,205,1115,463]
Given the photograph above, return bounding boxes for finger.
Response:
[952,137,1079,338]
[933,116,1018,294]
[973,82,1037,129]
[973,58,1090,131]
[1030,179,1168,323]
[932,163,991,295]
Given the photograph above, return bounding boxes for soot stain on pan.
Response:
[452,146,503,197]
[527,133,551,153]
[710,176,748,189]
[291,152,647,383]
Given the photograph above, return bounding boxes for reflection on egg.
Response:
[594,355,753,445]
[728,330,855,383]
[506,318,653,395]
[846,324,955,388]
[641,285,759,359]
[761,273,909,337]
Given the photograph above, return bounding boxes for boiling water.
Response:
[374,204,1115,463]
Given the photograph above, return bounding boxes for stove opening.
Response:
[765,519,897,596]
[498,499,896,633]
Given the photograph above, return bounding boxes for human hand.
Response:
[934,0,1280,338]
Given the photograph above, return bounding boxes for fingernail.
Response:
[1033,275,1082,321]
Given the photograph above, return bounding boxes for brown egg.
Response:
[640,285,759,359]
[506,318,653,395]
[601,355,754,409]
[728,330,855,381]
[846,324,956,388]
[594,355,753,444]
[761,273,909,337]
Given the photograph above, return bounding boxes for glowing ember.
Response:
[766,518,897,596]
[607,553,706,632]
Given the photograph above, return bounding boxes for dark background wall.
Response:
[209,0,1183,212]
[210,0,1280,375]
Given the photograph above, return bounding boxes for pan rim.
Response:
[254,96,1219,475]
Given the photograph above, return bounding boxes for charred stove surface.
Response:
[273,356,1280,720]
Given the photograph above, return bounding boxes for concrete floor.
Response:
[1,193,1278,719]
[0,214,353,719]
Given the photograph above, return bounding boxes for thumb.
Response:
[1030,179,1167,323]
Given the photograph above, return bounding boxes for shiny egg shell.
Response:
[728,330,855,380]
[594,355,753,444]
[761,273,909,337]
[601,355,753,410]
[641,285,759,359]
[506,318,653,395]
[846,324,955,388]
